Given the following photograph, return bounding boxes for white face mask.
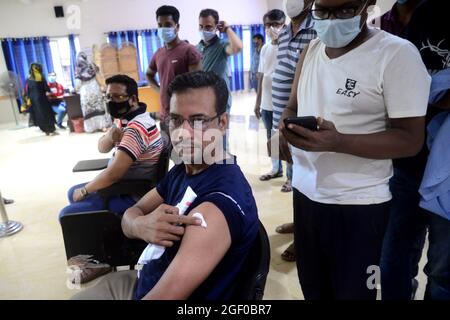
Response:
[266,26,283,41]
[284,0,305,18]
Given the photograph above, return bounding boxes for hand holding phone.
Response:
[284,116,318,132]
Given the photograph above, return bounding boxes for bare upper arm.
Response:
[143,202,231,300]
[389,117,425,141]
[102,149,134,181]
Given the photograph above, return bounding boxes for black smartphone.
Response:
[284,116,318,131]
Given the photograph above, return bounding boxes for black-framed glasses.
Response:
[169,113,222,130]
[310,1,367,20]
[104,94,129,102]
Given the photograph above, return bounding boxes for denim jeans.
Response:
[380,168,428,300]
[59,183,136,220]
[261,110,282,174]
[424,213,450,300]
[51,100,67,127]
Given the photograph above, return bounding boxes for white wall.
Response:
[0,0,270,50]
[0,0,270,125]
[0,0,397,126]
[0,49,20,126]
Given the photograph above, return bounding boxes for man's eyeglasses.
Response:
[104,94,129,102]
[169,113,222,130]
[264,22,284,29]
[310,1,367,20]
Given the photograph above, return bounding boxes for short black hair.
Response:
[263,9,286,22]
[156,5,180,24]
[252,34,264,42]
[199,8,219,25]
[105,74,138,98]
[168,71,228,115]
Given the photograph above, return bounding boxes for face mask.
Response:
[158,27,177,43]
[267,26,282,41]
[313,15,363,48]
[284,0,304,18]
[48,76,56,83]
[200,30,217,42]
[397,0,408,4]
[107,100,131,119]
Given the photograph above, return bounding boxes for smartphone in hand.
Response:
[284,116,318,131]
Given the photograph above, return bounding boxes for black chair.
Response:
[233,221,271,300]
[64,94,83,132]
[61,141,171,265]
[61,214,270,299]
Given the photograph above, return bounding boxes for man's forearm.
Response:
[84,169,122,194]
[122,206,144,239]
[255,73,264,106]
[226,28,243,54]
[336,129,424,160]
[280,102,298,127]
[147,72,160,93]
[98,135,114,153]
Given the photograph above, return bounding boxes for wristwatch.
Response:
[80,187,89,198]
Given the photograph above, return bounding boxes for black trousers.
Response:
[293,188,390,300]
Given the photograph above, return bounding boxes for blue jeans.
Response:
[286,163,293,181]
[59,183,136,220]
[424,213,450,300]
[380,168,427,300]
[250,73,258,92]
[52,100,67,127]
[261,110,282,174]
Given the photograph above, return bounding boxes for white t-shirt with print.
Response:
[292,30,431,205]
[258,43,278,111]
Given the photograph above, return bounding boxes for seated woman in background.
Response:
[75,52,112,133]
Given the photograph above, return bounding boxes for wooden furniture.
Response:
[64,94,83,132]
[137,86,160,113]
[93,42,140,84]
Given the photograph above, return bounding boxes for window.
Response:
[49,36,80,89]
[242,27,251,72]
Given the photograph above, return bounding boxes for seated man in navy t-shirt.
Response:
[71,71,259,300]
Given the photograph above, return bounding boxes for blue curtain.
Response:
[68,34,77,88]
[227,25,245,92]
[108,30,160,84]
[1,37,54,108]
[140,29,162,84]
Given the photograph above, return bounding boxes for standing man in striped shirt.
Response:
[271,0,317,261]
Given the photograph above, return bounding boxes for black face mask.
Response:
[107,100,131,119]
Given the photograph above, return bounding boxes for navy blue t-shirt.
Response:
[134,159,259,300]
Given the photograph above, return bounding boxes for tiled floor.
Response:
[0,92,427,299]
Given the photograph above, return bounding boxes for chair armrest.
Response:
[73,159,110,172]
[60,211,147,267]
[97,179,157,199]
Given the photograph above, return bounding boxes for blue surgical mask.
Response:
[313,15,363,48]
[48,76,56,83]
[158,27,177,43]
[397,0,409,4]
[200,30,217,42]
